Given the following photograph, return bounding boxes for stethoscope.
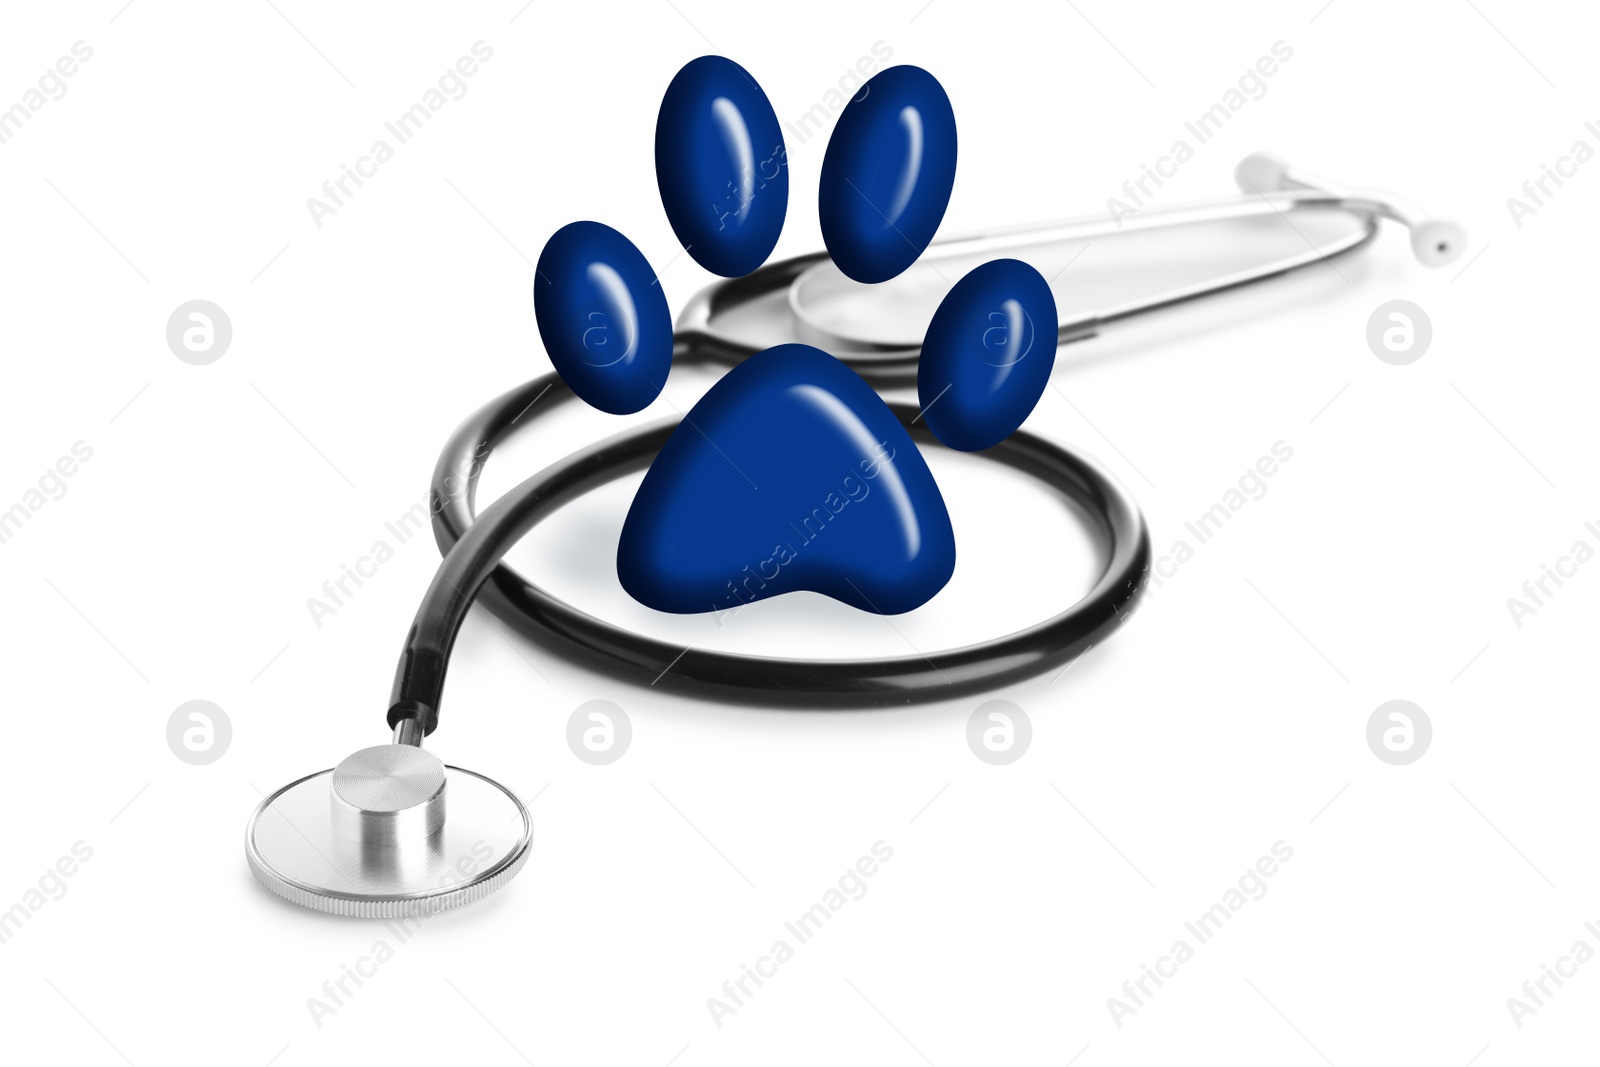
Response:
[247,152,1464,917]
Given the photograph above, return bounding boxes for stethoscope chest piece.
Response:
[247,744,531,918]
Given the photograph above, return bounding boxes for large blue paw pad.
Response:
[618,344,956,615]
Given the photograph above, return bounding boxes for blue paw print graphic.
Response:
[533,55,1059,617]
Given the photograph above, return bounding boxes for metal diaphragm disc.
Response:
[246,765,531,918]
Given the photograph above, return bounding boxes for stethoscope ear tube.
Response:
[1234,152,1466,268]
[386,357,1150,737]
[695,155,1447,385]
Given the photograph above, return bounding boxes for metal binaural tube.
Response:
[1234,151,1465,267]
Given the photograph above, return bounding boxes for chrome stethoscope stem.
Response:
[393,716,426,747]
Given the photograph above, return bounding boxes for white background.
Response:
[1,1,1595,1064]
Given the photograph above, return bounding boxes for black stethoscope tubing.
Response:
[384,339,1150,737]
[381,202,1389,737]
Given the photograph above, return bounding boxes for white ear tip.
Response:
[1411,219,1467,267]
[1235,151,1290,193]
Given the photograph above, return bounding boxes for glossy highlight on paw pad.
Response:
[818,64,957,284]
[533,221,674,415]
[618,343,955,616]
[656,55,789,278]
